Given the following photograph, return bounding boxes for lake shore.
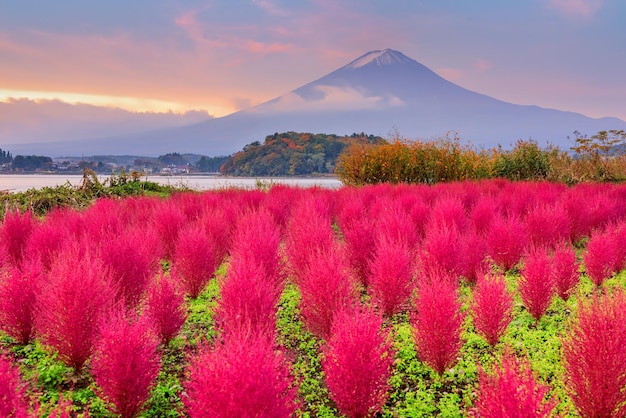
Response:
[0,174,343,193]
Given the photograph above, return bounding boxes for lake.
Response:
[0,174,343,193]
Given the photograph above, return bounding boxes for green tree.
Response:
[12,155,53,171]
[571,130,626,181]
[220,132,385,176]
[572,130,626,159]
[195,156,229,172]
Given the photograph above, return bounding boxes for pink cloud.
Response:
[546,0,603,18]
[0,98,211,144]
[437,68,464,81]
[251,0,291,17]
[243,40,292,54]
[174,7,292,57]
[473,58,493,73]
[436,58,492,83]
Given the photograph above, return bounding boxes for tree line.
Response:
[220,132,386,176]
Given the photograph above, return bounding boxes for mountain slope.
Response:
[7,49,626,157]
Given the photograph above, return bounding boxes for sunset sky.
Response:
[1,0,624,123]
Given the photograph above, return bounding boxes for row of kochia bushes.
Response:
[0,180,626,416]
[336,130,626,186]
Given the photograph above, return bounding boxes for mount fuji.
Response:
[11,49,626,156]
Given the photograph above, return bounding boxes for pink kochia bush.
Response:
[562,290,626,418]
[519,248,556,321]
[92,312,161,418]
[297,243,356,340]
[216,258,282,340]
[486,214,529,271]
[142,273,187,345]
[472,349,556,417]
[198,208,233,265]
[0,210,35,267]
[322,307,395,418]
[368,235,415,318]
[151,202,186,260]
[525,203,570,249]
[460,229,488,283]
[412,274,465,374]
[24,220,69,271]
[552,243,580,300]
[583,228,620,287]
[171,224,217,299]
[472,272,513,347]
[285,198,335,280]
[419,224,464,278]
[184,334,299,417]
[0,351,30,417]
[36,247,116,371]
[99,227,161,310]
[229,209,283,287]
[337,198,376,286]
[0,260,42,345]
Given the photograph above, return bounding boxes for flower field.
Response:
[1,179,626,416]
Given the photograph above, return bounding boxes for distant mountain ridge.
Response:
[6,49,626,157]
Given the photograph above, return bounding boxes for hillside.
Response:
[220,132,385,176]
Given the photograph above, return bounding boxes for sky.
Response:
[0,0,625,128]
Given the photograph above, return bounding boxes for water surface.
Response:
[0,174,343,193]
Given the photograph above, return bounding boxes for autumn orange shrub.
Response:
[336,134,493,186]
[337,130,626,186]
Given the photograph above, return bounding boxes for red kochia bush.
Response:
[0,260,42,345]
[519,248,556,321]
[472,349,556,417]
[216,258,282,341]
[47,395,74,418]
[486,214,529,271]
[412,275,465,374]
[36,247,116,371]
[198,208,233,266]
[371,198,419,251]
[584,228,620,287]
[427,196,468,233]
[525,203,570,249]
[460,229,488,284]
[151,202,186,260]
[419,224,464,278]
[562,290,626,418]
[0,351,30,417]
[0,210,35,267]
[285,198,335,280]
[142,273,187,345]
[171,224,217,299]
[184,334,299,417]
[229,209,283,287]
[322,307,395,418]
[368,236,415,318]
[24,220,69,271]
[336,198,376,287]
[472,272,513,347]
[469,196,498,236]
[552,243,580,300]
[99,227,161,310]
[92,312,161,418]
[298,243,357,340]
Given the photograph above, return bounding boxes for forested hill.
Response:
[220,132,386,176]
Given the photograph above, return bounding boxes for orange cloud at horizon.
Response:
[0,89,236,117]
[0,27,299,117]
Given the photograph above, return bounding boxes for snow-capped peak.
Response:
[343,48,413,69]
